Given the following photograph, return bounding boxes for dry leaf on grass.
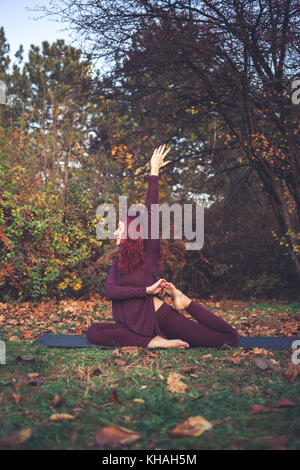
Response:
[179,365,198,373]
[51,394,63,407]
[252,404,271,413]
[28,376,46,386]
[16,355,38,363]
[109,389,120,402]
[49,413,75,421]
[252,347,271,355]
[273,399,296,408]
[170,416,213,437]
[9,336,20,342]
[167,372,188,393]
[227,357,243,364]
[254,357,274,370]
[11,392,21,404]
[0,427,32,448]
[285,363,300,381]
[95,425,140,448]
[114,359,127,366]
[120,346,140,355]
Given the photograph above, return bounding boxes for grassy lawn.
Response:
[0,298,299,450]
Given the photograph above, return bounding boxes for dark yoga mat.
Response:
[32,333,300,350]
[32,334,115,349]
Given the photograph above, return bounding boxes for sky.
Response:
[0,0,81,65]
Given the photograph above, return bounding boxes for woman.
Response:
[87,144,239,349]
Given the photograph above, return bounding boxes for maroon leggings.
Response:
[87,300,239,349]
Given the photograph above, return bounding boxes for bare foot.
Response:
[163,283,192,310]
[147,335,189,349]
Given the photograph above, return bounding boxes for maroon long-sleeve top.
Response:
[105,175,168,340]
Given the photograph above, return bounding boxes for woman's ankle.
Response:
[178,291,192,309]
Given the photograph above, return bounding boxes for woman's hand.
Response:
[150,144,172,175]
[146,278,167,295]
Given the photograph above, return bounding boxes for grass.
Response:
[0,298,299,450]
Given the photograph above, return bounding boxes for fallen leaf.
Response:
[20,330,33,339]
[285,363,300,381]
[252,347,271,356]
[11,392,21,404]
[255,357,274,370]
[16,356,38,363]
[121,346,139,355]
[179,365,198,373]
[0,427,32,448]
[28,376,46,387]
[110,389,120,402]
[167,372,188,394]
[115,359,127,366]
[51,395,63,407]
[273,399,296,408]
[227,357,243,364]
[252,404,270,413]
[170,416,213,437]
[201,354,212,359]
[95,425,140,448]
[9,336,20,342]
[49,413,75,421]
[14,378,29,388]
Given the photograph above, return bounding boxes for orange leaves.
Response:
[49,413,75,421]
[170,416,213,438]
[111,144,133,170]
[95,425,141,448]
[167,372,188,394]
[285,362,300,381]
[0,427,32,449]
[252,399,296,414]
[0,227,13,251]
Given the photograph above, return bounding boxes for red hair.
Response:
[117,215,145,274]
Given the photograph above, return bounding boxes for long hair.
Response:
[117,215,145,274]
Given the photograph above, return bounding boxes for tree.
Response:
[33,0,300,278]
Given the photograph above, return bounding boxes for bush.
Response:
[242,272,284,298]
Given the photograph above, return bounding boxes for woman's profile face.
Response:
[114,221,125,245]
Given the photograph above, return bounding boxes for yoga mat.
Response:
[32,334,115,349]
[32,333,300,350]
[237,336,300,350]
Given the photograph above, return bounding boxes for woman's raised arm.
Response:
[144,144,172,261]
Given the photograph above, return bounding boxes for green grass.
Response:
[0,300,300,450]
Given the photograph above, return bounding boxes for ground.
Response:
[0,297,299,450]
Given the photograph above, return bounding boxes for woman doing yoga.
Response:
[87,144,239,349]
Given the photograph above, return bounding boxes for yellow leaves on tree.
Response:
[111,144,133,170]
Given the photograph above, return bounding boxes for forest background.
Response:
[0,0,300,303]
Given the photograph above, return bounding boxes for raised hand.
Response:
[150,144,172,175]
